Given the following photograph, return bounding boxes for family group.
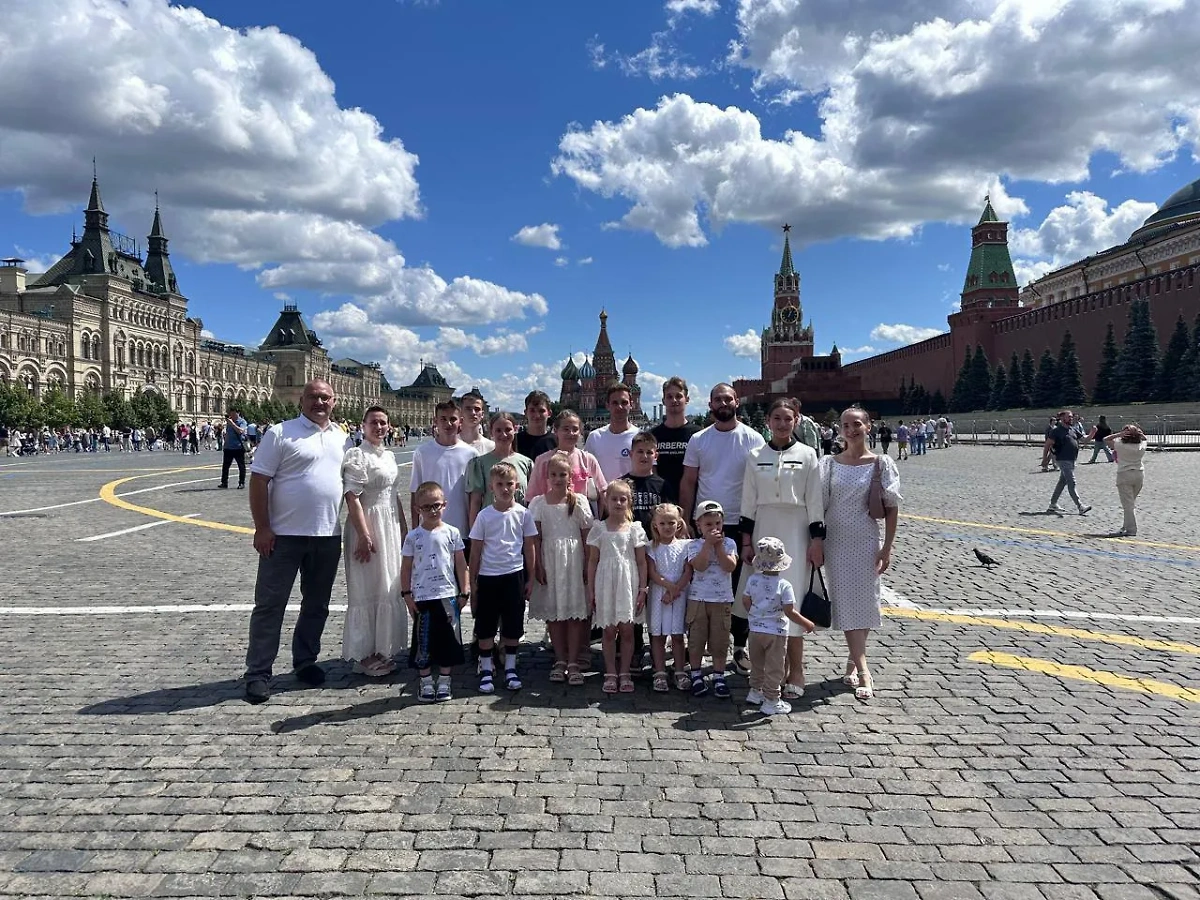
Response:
[239,377,901,719]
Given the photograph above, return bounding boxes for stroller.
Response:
[19,435,39,456]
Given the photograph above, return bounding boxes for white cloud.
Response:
[839,344,879,358]
[1009,190,1158,283]
[554,256,569,267]
[436,327,530,357]
[273,292,292,301]
[870,323,944,345]
[511,223,563,250]
[11,246,59,275]
[724,328,761,357]
[936,263,951,272]
[199,328,215,339]
[577,256,594,265]
[557,0,1200,248]
[0,0,541,330]
[617,33,705,81]
[666,0,719,19]
[587,36,608,70]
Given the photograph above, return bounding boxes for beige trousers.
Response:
[748,632,787,702]
[1116,470,1143,535]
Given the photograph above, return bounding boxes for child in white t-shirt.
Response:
[686,500,738,699]
[401,482,468,702]
[468,462,537,694]
[742,536,814,716]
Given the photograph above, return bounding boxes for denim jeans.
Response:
[1050,459,1082,508]
[244,535,342,681]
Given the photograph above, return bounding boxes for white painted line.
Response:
[881,584,921,609]
[0,603,350,615]
[909,606,1200,626]
[0,478,213,516]
[76,513,201,542]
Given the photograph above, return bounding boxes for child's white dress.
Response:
[646,540,689,636]
[527,495,593,621]
[586,521,647,628]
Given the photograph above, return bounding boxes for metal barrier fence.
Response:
[952,416,1200,450]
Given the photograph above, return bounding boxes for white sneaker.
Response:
[760,699,792,716]
[745,689,765,705]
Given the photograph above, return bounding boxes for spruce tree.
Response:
[1056,330,1087,407]
[1020,350,1037,405]
[1092,322,1120,404]
[1117,299,1160,401]
[1157,315,1190,401]
[1181,314,1200,402]
[969,345,991,410]
[1033,349,1059,407]
[950,345,973,412]
[988,363,1008,410]
[931,389,947,414]
[898,377,910,415]
[1002,350,1027,408]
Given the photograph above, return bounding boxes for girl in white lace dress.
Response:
[819,407,901,700]
[586,481,648,694]
[341,407,410,676]
[528,452,594,686]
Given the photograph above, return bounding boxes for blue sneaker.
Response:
[712,677,731,699]
[691,675,709,697]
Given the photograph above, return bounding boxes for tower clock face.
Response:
[780,305,799,324]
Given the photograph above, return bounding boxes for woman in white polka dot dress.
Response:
[819,407,901,700]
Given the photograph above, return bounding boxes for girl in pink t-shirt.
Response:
[526,410,608,510]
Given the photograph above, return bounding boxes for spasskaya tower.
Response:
[761,224,815,384]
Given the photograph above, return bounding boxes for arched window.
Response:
[81,333,91,359]
[187,353,195,375]
[137,345,145,367]
[91,335,101,360]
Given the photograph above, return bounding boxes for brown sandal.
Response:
[619,673,635,693]
[567,664,585,686]
[549,661,567,683]
[602,674,618,694]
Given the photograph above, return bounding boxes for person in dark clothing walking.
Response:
[220,409,249,489]
[1043,410,1092,516]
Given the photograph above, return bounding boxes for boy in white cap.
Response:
[742,536,814,715]
[686,500,738,697]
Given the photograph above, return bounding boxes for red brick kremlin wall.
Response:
[843,262,1200,399]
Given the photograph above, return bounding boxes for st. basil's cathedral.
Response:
[558,310,644,424]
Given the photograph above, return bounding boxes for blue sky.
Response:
[2,0,1198,412]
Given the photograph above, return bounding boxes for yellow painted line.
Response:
[98,467,253,536]
[903,512,1200,554]
[970,650,1200,705]
[885,606,1200,656]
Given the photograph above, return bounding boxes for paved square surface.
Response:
[1,443,1198,900]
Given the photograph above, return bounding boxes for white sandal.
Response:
[854,680,874,701]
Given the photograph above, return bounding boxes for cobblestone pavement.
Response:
[1,444,1198,900]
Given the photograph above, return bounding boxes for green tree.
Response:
[930,389,947,414]
[1117,299,1159,402]
[1157,315,1190,401]
[1032,349,1059,407]
[1019,349,1037,404]
[130,389,178,432]
[969,345,991,410]
[897,378,910,415]
[1056,330,1087,407]
[75,391,107,429]
[102,392,136,430]
[0,381,40,428]
[1002,350,1029,408]
[950,345,973,412]
[911,383,929,415]
[1180,314,1200,402]
[1092,322,1120,404]
[40,388,79,429]
[988,363,1008,410]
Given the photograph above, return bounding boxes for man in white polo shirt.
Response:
[584,382,640,481]
[243,379,355,704]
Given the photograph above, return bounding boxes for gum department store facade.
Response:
[0,177,453,426]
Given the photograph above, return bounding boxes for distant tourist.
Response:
[243,380,354,704]
[219,409,249,489]
[1043,410,1092,516]
[1105,423,1148,536]
[1086,415,1115,463]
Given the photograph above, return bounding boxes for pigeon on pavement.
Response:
[974,548,1000,568]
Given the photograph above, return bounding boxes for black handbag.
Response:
[800,566,831,629]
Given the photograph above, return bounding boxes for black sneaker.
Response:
[294,664,326,686]
[732,648,751,676]
[218,483,228,489]
[244,680,270,704]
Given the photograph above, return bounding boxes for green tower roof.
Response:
[779,224,795,277]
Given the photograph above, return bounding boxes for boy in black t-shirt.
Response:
[619,431,668,672]
[621,432,673,535]
[515,390,557,461]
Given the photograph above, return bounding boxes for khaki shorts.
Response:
[686,600,731,661]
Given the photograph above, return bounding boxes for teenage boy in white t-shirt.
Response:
[584,383,640,481]
[469,462,538,695]
[458,390,495,456]
[410,400,479,534]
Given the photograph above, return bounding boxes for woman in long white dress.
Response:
[738,398,824,698]
[342,406,410,676]
[819,407,901,701]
